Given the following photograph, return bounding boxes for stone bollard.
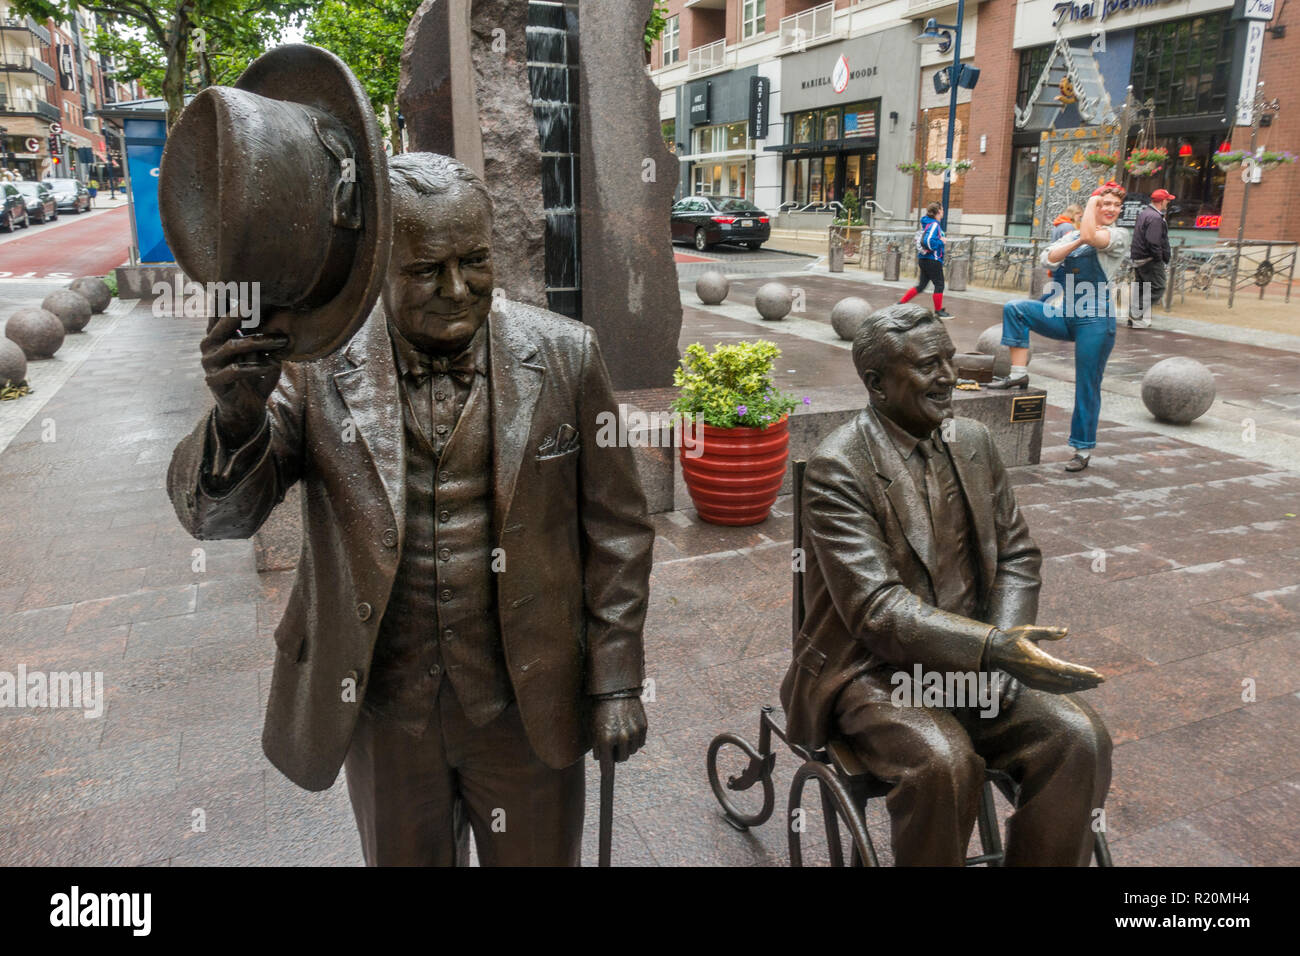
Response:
[882,243,901,282]
[1029,265,1050,298]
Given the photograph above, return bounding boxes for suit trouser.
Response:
[1001,298,1116,450]
[1129,260,1167,321]
[343,682,585,866]
[835,669,1112,866]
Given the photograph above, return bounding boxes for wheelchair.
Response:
[705,461,1114,867]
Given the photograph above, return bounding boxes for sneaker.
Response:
[936,309,954,319]
[987,372,1029,390]
[1064,453,1091,472]
[1128,316,1152,329]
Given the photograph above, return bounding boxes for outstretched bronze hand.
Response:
[987,625,1104,694]
[592,697,647,763]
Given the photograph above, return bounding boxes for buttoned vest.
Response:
[366,371,513,733]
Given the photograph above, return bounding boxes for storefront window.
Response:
[792,111,816,144]
[724,121,748,151]
[1125,133,1226,230]
[784,157,808,206]
[662,118,676,154]
[1131,12,1233,118]
[1007,145,1039,226]
[841,102,877,139]
[820,109,839,142]
[1016,45,1052,111]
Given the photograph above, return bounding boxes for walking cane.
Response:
[598,752,615,867]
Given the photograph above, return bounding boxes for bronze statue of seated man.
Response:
[780,303,1112,865]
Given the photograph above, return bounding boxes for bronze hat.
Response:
[159,44,392,361]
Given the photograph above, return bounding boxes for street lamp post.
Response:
[914,4,972,233]
[1227,81,1281,307]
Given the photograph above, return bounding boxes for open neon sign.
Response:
[1195,214,1221,229]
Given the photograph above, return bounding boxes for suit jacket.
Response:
[780,407,1041,751]
[168,298,655,790]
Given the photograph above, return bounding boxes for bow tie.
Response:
[410,350,479,387]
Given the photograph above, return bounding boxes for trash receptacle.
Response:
[948,252,968,291]
[828,231,844,273]
[883,243,901,282]
[1030,265,1050,298]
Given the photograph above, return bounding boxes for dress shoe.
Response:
[1065,453,1091,472]
[987,372,1029,390]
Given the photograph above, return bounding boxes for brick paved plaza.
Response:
[0,270,1297,866]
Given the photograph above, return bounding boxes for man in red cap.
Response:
[1129,189,1174,328]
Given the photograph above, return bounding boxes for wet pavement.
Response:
[0,278,1296,866]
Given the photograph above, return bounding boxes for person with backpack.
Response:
[898,201,952,318]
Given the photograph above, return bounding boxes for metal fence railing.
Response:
[828,227,1296,308]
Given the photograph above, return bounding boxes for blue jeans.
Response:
[1001,299,1115,451]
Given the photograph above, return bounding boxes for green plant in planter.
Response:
[673,340,801,429]
[897,161,922,175]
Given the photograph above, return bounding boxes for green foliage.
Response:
[672,340,800,429]
[304,0,422,117]
[101,271,118,297]
[13,1,307,127]
[645,0,670,54]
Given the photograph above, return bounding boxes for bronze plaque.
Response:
[1010,394,1046,423]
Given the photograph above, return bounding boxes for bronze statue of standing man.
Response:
[162,46,652,866]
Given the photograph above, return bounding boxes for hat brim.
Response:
[164,44,391,362]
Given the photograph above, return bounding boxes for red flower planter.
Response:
[680,416,789,526]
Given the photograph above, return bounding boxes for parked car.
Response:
[670,195,771,252]
[14,181,57,224]
[0,183,29,232]
[42,177,91,214]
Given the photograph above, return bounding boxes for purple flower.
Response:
[736,404,748,417]
[802,396,812,405]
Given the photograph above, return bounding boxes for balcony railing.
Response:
[779,2,835,53]
[0,15,51,45]
[0,54,56,83]
[0,95,61,121]
[687,38,726,76]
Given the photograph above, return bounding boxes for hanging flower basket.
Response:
[1125,147,1168,177]
[1085,151,1118,170]
[1257,150,1298,172]
[954,159,974,172]
[896,161,922,175]
[1211,150,1247,171]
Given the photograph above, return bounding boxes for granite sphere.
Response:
[755,282,793,321]
[41,290,93,333]
[5,308,65,359]
[830,296,873,341]
[695,271,730,305]
[0,338,27,385]
[1141,357,1216,424]
[69,276,112,313]
[976,323,1031,364]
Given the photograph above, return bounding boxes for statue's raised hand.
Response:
[987,625,1104,694]
[201,311,289,447]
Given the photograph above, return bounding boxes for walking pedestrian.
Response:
[1051,203,1084,241]
[989,182,1131,474]
[898,201,951,318]
[1128,188,1173,328]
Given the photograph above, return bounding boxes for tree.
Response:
[13,1,307,130]
[303,0,420,155]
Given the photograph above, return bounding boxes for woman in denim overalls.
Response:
[989,184,1131,473]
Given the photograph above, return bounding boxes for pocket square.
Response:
[537,423,580,459]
